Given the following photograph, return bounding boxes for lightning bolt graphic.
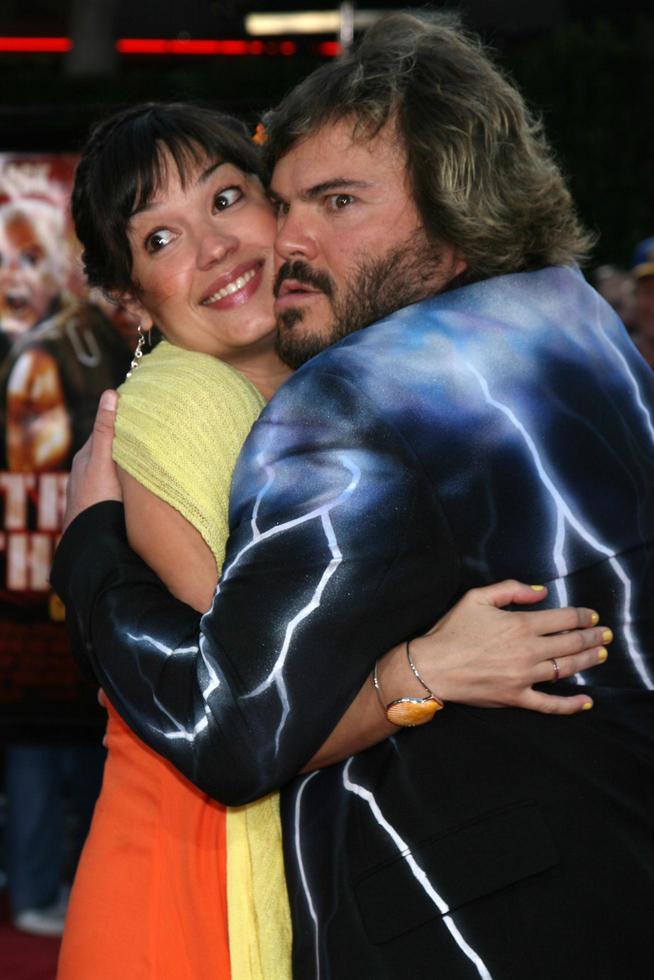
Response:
[342,760,493,979]
[292,771,322,979]
[467,363,654,690]
[153,453,362,746]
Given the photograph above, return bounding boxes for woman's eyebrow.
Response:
[198,161,227,185]
[130,162,231,218]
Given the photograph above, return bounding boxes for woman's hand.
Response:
[405,580,609,714]
[305,580,608,771]
[62,390,122,534]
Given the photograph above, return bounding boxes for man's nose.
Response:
[274,206,319,264]
[196,228,239,270]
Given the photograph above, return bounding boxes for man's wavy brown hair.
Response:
[264,14,594,281]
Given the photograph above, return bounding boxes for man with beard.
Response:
[53,15,654,978]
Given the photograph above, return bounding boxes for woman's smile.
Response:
[200,259,265,309]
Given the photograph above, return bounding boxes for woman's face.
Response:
[126,153,277,364]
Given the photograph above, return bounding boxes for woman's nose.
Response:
[196,228,239,270]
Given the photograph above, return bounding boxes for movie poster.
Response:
[0,154,134,737]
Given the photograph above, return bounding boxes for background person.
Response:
[631,235,654,367]
[4,743,104,938]
[591,263,636,332]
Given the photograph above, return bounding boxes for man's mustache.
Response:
[273,261,334,300]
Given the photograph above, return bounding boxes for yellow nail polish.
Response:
[530,584,545,591]
[590,611,599,625]
[602,628,613,644]
[598,647,608,662]
[582,701,593,711]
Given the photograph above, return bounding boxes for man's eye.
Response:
[214,187,243,211]
[274,200,289,219]
[327,194,354,211]
[145,229,174,253]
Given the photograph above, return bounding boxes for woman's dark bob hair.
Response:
[72,102,266,296]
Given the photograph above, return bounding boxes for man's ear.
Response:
[450,252,468,280]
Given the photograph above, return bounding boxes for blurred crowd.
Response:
[592,237,654,369]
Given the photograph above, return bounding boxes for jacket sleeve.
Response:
[51,368,455,804]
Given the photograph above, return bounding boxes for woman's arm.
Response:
[120,468,609,773]
[304,581,608,770]
[120,468,217,613]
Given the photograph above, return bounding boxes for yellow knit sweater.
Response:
[113,339,292,980]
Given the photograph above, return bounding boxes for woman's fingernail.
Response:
[100,390,118,412]
[582,701,593,711]
[602,628,613,644]
[530,584,545,591]
[598,647,608,662]
[590,611,599,625]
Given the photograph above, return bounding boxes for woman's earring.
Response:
[126,323,146,379]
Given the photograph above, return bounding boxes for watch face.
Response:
[386,695,443,727]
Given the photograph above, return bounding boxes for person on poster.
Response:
[0,170,67,341]
[54,15,653,978]
[0,170,130,472]
[0,163,130,687]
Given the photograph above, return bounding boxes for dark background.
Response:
[1,0,652,267]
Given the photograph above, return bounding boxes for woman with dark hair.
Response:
[58,103,606,980]
[59,104,291,980]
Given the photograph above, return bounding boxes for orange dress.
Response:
[57,702,230,979]
[58,343,275,980]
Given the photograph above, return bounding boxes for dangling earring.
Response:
[126,322,146,379]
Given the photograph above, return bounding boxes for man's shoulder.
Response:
[260,265,600,423]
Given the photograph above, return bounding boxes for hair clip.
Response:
[252,122,267,146]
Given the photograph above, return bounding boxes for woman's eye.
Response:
[327,193,354,211]
[214,187,243,211]
[145,228,175,253]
